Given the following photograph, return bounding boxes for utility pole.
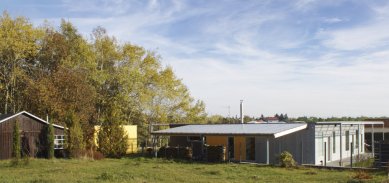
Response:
[240,100,243,124]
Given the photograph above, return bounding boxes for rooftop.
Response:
[152,123,307,138]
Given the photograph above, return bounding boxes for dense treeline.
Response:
[0,12,207,153]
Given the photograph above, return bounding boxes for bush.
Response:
[206,145,225,162]
[11,121,21,165]
[352,171,372,180]
[66,113,85,158]
[91,151,105,160]
[279,151,296,168]
[157,146,192,159]
[68,149,105,160]
[98,122,129,158]
[47,120,55,159]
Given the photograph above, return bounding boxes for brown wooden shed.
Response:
[0,111,65,159]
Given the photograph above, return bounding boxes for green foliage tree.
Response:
[12,120,21,161]
[47,119,55,159]
[97,107,129,158]
[97,122,129,158]
[66,113,85,158]
[0,12,208,152]
[0,12,43,114]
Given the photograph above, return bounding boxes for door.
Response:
[245,137,255,161]
[228,137,234,160]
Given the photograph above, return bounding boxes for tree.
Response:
[12,120,21,161]
[279,114,284,121]
[0,13,208,151]
[97,107,129,158]
[284,114,289,122]
[0,12,43,114]
[47,119,55,159]
[97,122,128,158]
[66,112,85,158]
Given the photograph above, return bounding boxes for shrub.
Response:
[279,151,296,168]
[91,151,105,160]
[12,121,21,164]
[206,145,225,162]
[66,113,85,158]
[157,146,192,159]
[98,122,128,158]
[47,120,55,159]
[85,150,105,160]
[352,171,372,180]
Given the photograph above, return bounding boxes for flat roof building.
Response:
[152,121,383,166]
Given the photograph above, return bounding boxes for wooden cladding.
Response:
[0,114,64,159]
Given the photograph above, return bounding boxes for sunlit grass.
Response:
[0,157,387,183]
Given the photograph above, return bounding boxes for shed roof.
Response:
[152,123,307,138]
[0,111,65,129]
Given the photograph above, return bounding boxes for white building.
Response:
[152,121,383,166]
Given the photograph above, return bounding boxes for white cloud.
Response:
[21,0,389,117]
[317,21,389,51]
[323,17,346,23]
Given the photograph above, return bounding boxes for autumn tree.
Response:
[0,12,42,114]
[0,13,208,153]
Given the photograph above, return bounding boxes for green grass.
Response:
[353,158,375,168]
[0,157,387,183]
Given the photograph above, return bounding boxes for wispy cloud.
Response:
[323,17,346,23]
[317,21,389,51]
[4,0,389,117]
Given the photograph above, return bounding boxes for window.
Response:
[345,131,350,151]
[333,131,336,153]
[54,135,65,149]
[356,130,359,149]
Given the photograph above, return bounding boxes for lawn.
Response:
[0,157,387,183]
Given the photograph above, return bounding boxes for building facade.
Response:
[152,121,382,166]
[0,111,65,159]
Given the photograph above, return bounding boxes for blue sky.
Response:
[2,0,389,117]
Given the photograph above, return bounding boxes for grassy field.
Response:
[0,157,387,183]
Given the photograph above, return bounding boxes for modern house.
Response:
[94,125,138,153]
[151,121,383,166]
[0,111,65,159]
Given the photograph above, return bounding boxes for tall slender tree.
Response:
[47,119,55,159]
[12,120,21,160]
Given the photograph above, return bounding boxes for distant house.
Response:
[94,125,137,153]
[152,121,383,166]
[0,111,65,159]
[263,117,279,122]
